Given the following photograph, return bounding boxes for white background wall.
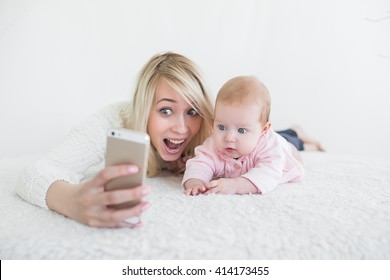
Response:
[1,0,389,159]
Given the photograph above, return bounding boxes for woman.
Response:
[17,52,214,228]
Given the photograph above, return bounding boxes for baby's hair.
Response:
[216,76,271,125]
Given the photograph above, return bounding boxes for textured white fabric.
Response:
[1,152,389,259]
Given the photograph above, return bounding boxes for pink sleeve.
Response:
[241,130,304,194]
[241,143,285,194]
[182,137,221,185]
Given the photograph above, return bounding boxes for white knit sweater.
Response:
[17,102,132,209]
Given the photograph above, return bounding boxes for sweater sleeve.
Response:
[16,102,131,209]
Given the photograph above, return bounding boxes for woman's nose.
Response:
[172,115,188,134]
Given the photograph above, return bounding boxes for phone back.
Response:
[105,129,150,192]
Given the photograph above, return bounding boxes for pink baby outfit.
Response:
[182,129,304,194]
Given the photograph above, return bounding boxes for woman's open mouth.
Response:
[164,138,186,154]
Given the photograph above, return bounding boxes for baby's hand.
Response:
[184,178,207,196]
[186,185,208,196]
[204,177,258,195]
[204,178,237,194]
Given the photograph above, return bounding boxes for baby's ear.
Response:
[261,122,271,134]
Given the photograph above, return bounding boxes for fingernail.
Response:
[141,201,150,212]
[142,188,150,196]
[127,166,139,173]
[125,216,140,225]
[133,222,143,229]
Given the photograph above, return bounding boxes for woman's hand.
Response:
[46,165,150,228]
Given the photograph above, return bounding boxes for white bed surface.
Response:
[0,153,389,259]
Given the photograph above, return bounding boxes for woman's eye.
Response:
[187,109,198,116]
[217,124,226,131]
[238,128,247,134]
[160,108,173,116]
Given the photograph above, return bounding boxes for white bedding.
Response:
[0,153,389,259]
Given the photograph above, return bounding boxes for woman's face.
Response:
[147,78,202,162]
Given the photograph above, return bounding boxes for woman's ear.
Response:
[261,122,271,134]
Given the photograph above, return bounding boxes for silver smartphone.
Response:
[104,128,150,209]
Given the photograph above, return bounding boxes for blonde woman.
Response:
[17,52,214,228]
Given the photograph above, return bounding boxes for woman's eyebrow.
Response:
[156,98,176,104]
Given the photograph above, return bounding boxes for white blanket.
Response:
[1,153,389,259]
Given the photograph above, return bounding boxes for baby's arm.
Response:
[183,178,208,196]
[204,177,258,195]
[182,137,220,195]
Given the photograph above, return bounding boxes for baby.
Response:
[182,76,304,195]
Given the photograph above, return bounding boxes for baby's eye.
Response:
[160,108,173,116]
[238,128,247,134]
[187,109,199,116]
[217,124,226,131]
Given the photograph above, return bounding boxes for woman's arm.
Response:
[46,165,150,228]
[17,102,130,208]
[16,102,134,209]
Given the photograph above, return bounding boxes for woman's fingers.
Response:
[74,164,152,228]
[119,221,144,229]
[93,185,150,206]
[85,201,150,228]
[97,201,150,228]
[94,164,139,187]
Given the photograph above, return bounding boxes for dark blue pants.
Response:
[276,129,304,151]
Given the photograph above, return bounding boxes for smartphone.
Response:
[104,128,150,209]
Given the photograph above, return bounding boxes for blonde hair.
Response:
[127,52,214,177]
[216,76,271,125]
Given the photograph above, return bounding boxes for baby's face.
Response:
[213,101,263,159]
